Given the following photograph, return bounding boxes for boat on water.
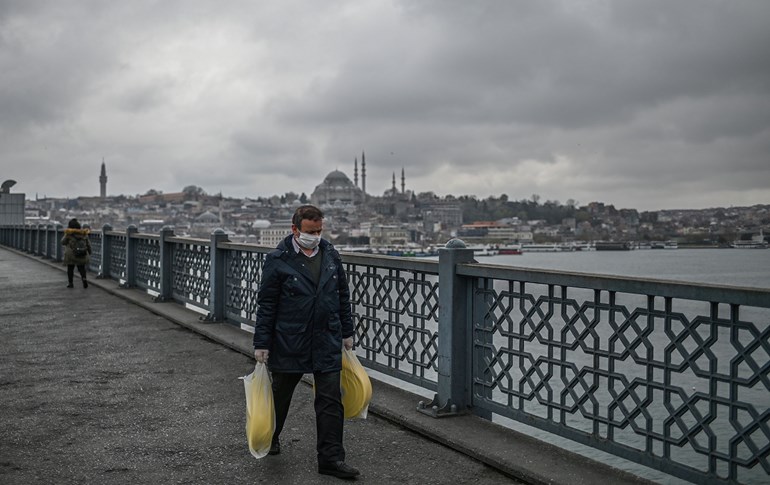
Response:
[498,245,522,255]
[595,241,631,251]
[520,243,561,252]
[466,245,499,256]
[650,241,678,249]
[731,231,768,249]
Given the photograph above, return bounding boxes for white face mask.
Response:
[296,231,321,249]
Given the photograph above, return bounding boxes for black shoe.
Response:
[66,283,74,288]
[318,461,360,479]
[268,439,280,455]
[83,279,88,289]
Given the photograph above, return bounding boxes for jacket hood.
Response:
[64,228,90,236]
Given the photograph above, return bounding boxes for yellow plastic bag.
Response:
[340,348,372,419]
[239,363,275,459]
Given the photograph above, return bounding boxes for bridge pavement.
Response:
[0,247,653,485]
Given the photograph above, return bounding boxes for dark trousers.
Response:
[67,264,87,284]
[271,370,345,464]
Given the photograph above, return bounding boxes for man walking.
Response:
[253,205,360,479]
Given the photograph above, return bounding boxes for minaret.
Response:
[99,159,107,198]
[392,172,396,192]
[354,158,358,187]
[401,167,405,194]
[361,151,366,195]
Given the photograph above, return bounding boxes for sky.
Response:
[1,0,769,211]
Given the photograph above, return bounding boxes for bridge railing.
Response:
[1,223,768,485]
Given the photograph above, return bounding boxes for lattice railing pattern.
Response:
[224,249,266,327]
[172,242,210,309]
[471,278,770,485]
[345,261,440,391]
[109,235,126,281]
[87,232,102,273]
[46,229,57,258]
[135,238,161,291]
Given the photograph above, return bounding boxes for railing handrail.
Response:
[457,261,770,307]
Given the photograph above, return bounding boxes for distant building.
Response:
[258,221,292,248]
[0,180,24,225]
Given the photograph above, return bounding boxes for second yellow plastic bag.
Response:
[340,348,372,419]
[239,362,275,459]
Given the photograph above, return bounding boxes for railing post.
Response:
[155,226,175,302]
[122,225,138,288]
[36,224,43,255]
[44,224,51,259]
[99,224,112,279]
[417,238,475,418]
[205,228,229,322]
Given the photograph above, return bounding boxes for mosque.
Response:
[310,151,410,209]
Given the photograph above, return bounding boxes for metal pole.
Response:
[156,226,175,302]
[205,228,229,322]
[122,225,138,288]
[417,238,475,418]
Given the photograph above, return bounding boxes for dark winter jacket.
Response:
[61,228,92,266]
[253,234,354,373]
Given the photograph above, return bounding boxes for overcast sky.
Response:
[1,1,768,211]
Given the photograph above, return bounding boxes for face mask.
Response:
[296,231,321,249]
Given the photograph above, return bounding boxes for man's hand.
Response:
[254,349,269,364]
[343,337,354,350]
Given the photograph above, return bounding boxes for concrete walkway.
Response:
[0,247,654,485]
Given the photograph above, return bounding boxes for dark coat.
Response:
[253,234,354,373]
[61,229,92,266]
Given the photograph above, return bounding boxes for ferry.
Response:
[520,243,561,253]
[466,245,499,256]
[595,241,631,251]
[650,241,678,249]
[731,231,768,249]
[498,244,523,255]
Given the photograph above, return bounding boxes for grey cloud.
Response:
[1,0,769,210]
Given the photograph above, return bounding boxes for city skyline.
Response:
[2,1,769,211]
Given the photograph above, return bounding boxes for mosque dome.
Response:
[196,210,220,223]
[323,170,354,186]
[311,169,363,207]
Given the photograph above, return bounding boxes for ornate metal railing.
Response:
[459,264,770,485]
[344,254,440,391]
[87,231,102,273]
[1,223,768,485]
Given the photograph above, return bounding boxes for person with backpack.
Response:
[61,218,92,288]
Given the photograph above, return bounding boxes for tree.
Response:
[182,185,206,199]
